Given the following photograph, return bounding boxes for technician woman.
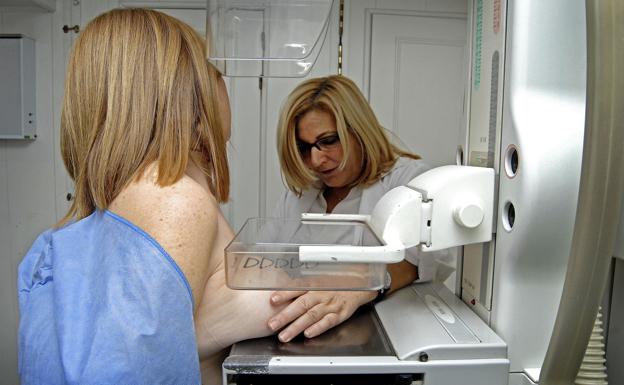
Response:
[267,75,439,342]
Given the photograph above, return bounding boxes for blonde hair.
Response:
[277,75,419,195]
[60,8,229,225]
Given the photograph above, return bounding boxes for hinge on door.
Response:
[62,25,80,34]
[338,0,344,74]
[259,77,263,90]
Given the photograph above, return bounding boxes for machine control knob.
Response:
[453,203,484,228]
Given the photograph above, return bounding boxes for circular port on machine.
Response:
[502,201,515,232]
[504,145,519,178]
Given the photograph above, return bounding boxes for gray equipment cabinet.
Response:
[0,34,36,140]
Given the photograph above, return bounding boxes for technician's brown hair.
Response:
[277,75,419,195]
[59,8,229,225]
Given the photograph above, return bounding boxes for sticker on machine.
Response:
[424,294,456,324]
[469,151,489,167]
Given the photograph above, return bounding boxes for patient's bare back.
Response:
[108,162,284,383]
[108,165,220,311]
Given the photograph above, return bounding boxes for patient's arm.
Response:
[195,213,288,384]
[195,212,287,359]
[195,265,284,357]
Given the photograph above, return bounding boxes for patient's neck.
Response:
[186,153,211,193]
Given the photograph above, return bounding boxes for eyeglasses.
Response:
[297,134,341,158]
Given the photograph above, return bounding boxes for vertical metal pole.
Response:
[540,0,624,383]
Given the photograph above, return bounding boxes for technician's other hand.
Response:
[267,290,377,342]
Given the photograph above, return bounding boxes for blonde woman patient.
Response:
[17,9,281,385]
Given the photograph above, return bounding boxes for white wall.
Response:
[0,2,70,383]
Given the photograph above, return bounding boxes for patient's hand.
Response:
[267,290,376,342]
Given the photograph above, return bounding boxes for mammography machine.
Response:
[207,0,624,384]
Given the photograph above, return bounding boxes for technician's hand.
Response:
[267,290,377,342]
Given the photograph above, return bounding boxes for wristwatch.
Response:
[373,271,392,303]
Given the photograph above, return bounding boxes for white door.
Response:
[344,1,469,291]
[369,12,467,167]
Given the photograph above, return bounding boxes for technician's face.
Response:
[217,76,231,141]
[296,109,362,188]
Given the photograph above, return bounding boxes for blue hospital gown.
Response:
[17,210,201,385]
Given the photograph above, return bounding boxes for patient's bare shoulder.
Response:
[109,168,219,310]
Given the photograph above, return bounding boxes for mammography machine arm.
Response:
[299,165,495,264]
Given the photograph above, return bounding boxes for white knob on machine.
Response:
[453,203,484,228]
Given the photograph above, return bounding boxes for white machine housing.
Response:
[299,165,495,264]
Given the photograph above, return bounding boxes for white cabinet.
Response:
[0,35,36,139]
